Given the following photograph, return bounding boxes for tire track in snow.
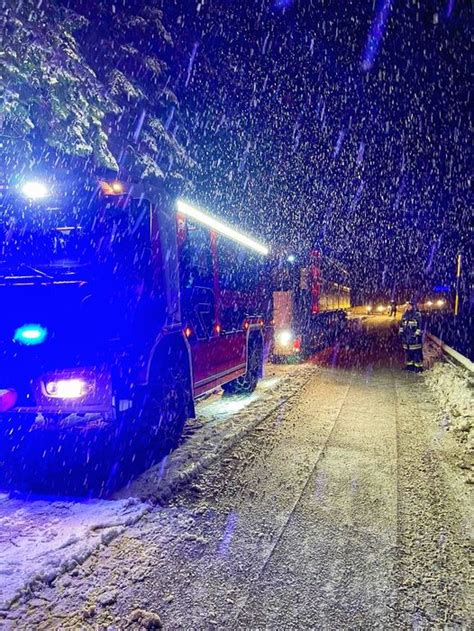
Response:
[231,375,354,628]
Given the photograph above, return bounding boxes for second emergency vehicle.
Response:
[272,251,351,359]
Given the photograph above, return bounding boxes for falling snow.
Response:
[0,1,472,628]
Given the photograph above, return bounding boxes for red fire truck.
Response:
[272,251,351,359]
[0,177,270,475]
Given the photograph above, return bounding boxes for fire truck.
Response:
[272,251,351,359]
[0,175,270,472]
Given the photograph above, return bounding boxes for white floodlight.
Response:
[176,199,269,256]
[21,180,49,200]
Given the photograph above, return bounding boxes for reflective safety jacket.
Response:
[399,309,423,349]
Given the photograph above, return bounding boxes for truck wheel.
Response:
[223,341,262,395]
[140,359,189,458]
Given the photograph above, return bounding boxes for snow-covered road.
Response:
[0,318,472,629]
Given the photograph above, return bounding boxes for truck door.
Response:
[210,236,253,379]
[179,222,216,389]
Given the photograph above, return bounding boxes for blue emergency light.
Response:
[13,324,48,346]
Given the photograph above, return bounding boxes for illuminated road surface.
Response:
[1,318,471,629]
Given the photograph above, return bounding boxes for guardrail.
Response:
[426,333,474,374]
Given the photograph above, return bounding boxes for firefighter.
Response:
[389,300,397,317]
[399,301,423,372]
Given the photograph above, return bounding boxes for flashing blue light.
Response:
[433,285,450,292]
[13,324,48,346]
[287,255,296,263]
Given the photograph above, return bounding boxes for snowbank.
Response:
[424,359,474,481]
[0,495,149,609]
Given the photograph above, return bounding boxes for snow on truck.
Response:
[272,251,351,359]
[0,176,271,464]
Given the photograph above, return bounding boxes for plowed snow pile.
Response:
[425,360,474,481]
[0,495,150,609]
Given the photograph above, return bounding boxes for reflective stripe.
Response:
[408,344,422,349]
[406,361,414,366]
[414,362,423,368]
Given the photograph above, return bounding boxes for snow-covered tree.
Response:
[0,0,193,183]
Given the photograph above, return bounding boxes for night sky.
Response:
[165,0,471,299]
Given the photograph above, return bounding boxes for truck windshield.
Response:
[0,193,151,272]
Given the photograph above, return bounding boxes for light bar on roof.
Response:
[176,199,269,256]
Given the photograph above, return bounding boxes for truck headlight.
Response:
[277,329,293,346]
[20,180,49,200]
[44,378,94,399]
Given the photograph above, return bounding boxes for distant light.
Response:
[426,300,433,307]
[45,378,91,399]
[176,199,269,256]
[287,255,296,263]
[436,299,445,307]
[13,324,48,346]
[21,180,49,200]
[367,305,372,312]
[376,304,385,313]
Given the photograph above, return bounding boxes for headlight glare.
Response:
[45,378,93,399]
[21,180,49,200]
[277,329,293,346]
